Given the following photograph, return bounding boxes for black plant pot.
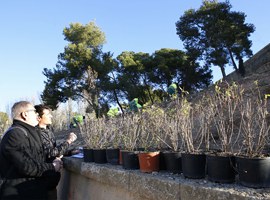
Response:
[207,154,236,183]
[121,150,139,170]
[159,151,167,171]
[106,148,120,165]
[163,151,182,174]
[182,152,206,179]
[236,156,270,188]
[93,149,107,164]
[83,148,94,162]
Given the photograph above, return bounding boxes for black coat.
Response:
[0,120,60,200]
[37,126,70,163]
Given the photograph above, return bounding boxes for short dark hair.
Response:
[34,104,51,117]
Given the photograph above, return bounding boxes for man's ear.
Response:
[20,112,27,120]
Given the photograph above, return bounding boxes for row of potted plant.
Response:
[78,80,270,188]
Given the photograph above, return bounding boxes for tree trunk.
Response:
[113,88,124,114]
[146,86,154,105]
[93,91,100,118]
[143,77,154,105]
[228,49,238,71]
[111,71,124,114]
[220,65,226,78]
[238,57,245,77]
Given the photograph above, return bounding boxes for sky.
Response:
[0,0,269,113]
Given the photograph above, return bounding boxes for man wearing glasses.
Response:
[0,101,62,199]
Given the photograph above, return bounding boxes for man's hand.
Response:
[52,157,63,172]
[66,132,77,144]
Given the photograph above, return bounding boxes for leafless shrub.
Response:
[139,108,165,151]
[79,116,111,149]
[156,99,184,152]
[51,108,69,131]
[120,114,142,151]
[192,97,215,152]
[160,96,197,153]
[176,96,197,153]
[105,118,122,149]
[77,81,270,158]
[208,81,244,154]
[238,83,270,157]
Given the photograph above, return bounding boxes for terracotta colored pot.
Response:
[119,149,123,165]
[138,151,160,173]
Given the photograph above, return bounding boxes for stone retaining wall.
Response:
[57,157,270,200]
[222,43,270,82]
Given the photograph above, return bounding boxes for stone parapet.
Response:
[58,157,270,200]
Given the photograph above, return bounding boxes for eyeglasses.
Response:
[24,109,37,114]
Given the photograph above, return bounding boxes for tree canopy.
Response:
[151,48,212,92]
[0,111,10,135]
[42,22,113,116]
[42,22,212,116]
[176,0,255,78]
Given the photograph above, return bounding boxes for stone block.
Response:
[129,171,180,200]
[81,162,130,191]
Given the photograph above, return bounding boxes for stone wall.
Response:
[190,43,270,107]
[58,157,270,200]
[223,43,270,82]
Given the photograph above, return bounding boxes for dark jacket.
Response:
[37,126,70,163]
[0,120,59,200]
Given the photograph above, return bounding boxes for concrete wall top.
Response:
[61,157,270,200]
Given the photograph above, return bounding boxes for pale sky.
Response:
[0,0,269,112]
